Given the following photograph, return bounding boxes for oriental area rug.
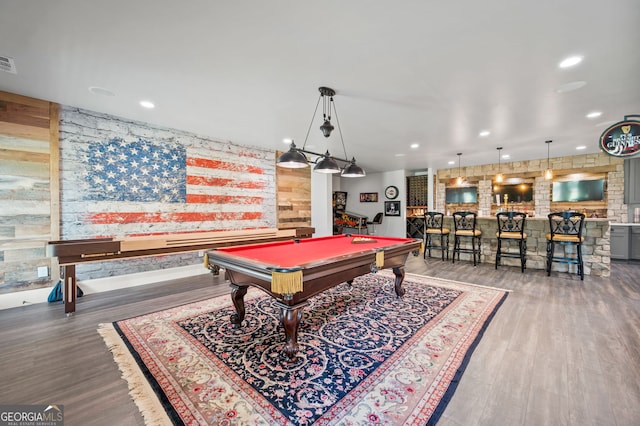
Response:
[99,271,507,425]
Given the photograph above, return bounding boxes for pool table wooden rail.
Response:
[207,239,420,304]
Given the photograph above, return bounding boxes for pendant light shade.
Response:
[544,140,553,180]
[313,150,341,173]
[276,86,365,177]
[495,147,504,183]
[341,157,366,177]
[277,141,309,168]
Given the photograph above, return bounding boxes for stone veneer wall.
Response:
[436,152,627,222]
[439,217,610,277]
[606,162,626,219]
[534,177,551,217]
[478,180,492,216]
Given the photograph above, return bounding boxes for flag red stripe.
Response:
[186,194,263,204]
[187,157,264,174]
[87,211,263,224]
[186,175,265,189]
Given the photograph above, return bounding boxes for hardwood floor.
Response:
[0,258,638,425]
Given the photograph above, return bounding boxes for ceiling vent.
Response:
[0,55,17,74]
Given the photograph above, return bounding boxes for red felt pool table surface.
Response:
[212,234,415,267]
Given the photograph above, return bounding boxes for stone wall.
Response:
[436,152,627,222]
[607,162,626,219]
[438,217,610,277]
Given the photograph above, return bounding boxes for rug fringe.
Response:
[98,323,173,426]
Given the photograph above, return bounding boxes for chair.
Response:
[495,211,527,272]
[452,211,482,266]
[366,212,383,235]
[423,212,450,260]
[546,211,585,280]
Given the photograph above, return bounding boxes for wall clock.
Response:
[385,185,399,199]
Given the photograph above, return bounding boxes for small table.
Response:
[206,234,421,358]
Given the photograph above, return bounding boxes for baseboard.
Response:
[0,264,210,311]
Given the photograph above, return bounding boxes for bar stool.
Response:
[495,211,527,272]
[423,212,450,260]
[452,211,482,266]
[366,212,383,235]
[546,211,585,280]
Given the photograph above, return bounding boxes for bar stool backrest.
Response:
[425,211,445,231]
[496,211,527,237]
[370,212,383,225]
[453,211,477,232]
[548,211,585,239]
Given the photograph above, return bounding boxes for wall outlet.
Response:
[198,250,204,257]
[37,266,49,278]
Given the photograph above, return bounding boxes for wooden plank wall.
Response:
[0,91,59,293]
[275,151,312,229]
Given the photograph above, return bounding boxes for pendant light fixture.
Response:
[313,150,340,173]
[495,147,504,183]
[277,140,309,168]
[456,153,464,186]
[544,140,553,180]
[276,87,365,177]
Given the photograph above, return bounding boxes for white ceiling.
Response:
[1,0,639,174]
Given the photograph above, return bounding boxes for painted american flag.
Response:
[80,137,271,237]
[86,137,187,203]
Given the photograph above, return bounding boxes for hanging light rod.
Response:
[456,152,464,186]
[495,147,504,183]
[280,143,357,166]
[277,87,365,177]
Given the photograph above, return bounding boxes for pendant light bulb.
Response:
[495,147,504,183]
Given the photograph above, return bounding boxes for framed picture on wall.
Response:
[360,192,378,202]
[385,201,401,216]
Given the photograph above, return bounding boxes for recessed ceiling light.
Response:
[448,160,455,165]
[576,145,586,150]
[586,111,602,119]
[559,55,583,68]
[479,130,490,137]
[88,86,115,97]
[502,154,510,159]
[395,153,406,157]
[410,143,419,149]
[283,138,293,144]
[556,81,587,93]
[139,100,155,109]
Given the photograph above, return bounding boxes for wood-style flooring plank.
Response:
[0,258,638,425]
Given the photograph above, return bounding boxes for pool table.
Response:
[206,234,422,358]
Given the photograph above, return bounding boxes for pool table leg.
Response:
[278,302,308,359]
[230,284,249,328]
[392,266,406,298]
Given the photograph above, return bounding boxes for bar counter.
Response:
[425,216,612,277]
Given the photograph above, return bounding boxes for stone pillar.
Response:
[478,180,492,216]
[535,177,551,217]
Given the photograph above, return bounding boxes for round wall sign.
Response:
[385,185,399,199]
[599,116,640,157]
